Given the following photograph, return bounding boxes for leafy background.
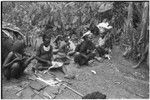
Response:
[2,1,149,63]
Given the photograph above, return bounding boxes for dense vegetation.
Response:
[2,1,149,64]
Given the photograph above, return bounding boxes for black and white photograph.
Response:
[1,1,149,99]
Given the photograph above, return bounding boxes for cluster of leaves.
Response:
[121,2,149,63]
[2,2,114,37]
[112,2,128,29]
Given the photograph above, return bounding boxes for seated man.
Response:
[68,39,76,52]
[58,37,70,54]
[53,36,71,64]
[95,34,111,59]
[3,40,34,80]
[67,38,76,57]
[74,34,96,66]
[34,34,53,71]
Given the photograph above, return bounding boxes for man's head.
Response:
[89,25,100,36]
[12,40,26,54]
[42,34,51,47]
[57,35,63,40]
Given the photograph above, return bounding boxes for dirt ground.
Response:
[2,46,149,99]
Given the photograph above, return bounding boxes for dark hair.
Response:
[42,33,51,41]
[89,24,100,36]
[12,40,26,53]
[57,35,63,40]
[42,34,46,40]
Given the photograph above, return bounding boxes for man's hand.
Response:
[14,57,22,62]
[76,52,80,55]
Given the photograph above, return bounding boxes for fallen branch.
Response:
[55,78,84,97]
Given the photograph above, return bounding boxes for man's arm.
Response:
[22,51,31,57]
[75,43,88,59]
[75,43,81,52]
[79,53,88,59]
[3,52,20,68]
[34,56,50,63]
[50,45,53,60]
[35,46,51,63]
[24,55,35,66]
[36,46,53,66]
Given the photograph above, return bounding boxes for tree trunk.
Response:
[123,2,149,63]
[128,2,134,49]
[137,2,149,47]
[123,2,133,58]
[132,2,149,68]
[136,2,149,60]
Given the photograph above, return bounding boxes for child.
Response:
[74,34,96,66]
[34,33,53,71]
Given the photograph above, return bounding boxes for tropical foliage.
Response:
[2,1,149,64]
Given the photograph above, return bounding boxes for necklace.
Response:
[43,45,50,51]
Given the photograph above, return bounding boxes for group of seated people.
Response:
[2,23,112,80]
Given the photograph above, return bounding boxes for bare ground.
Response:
[2,46,149,99]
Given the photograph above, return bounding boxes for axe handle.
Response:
[61,83,84,97]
